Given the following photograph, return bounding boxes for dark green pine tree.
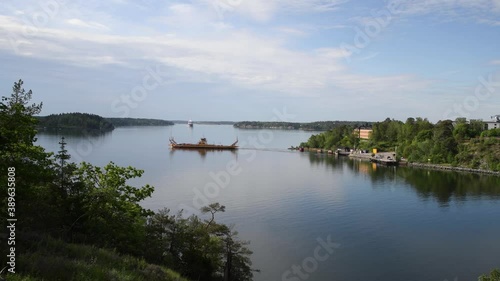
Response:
[0,79,55,232]
[55,137,72,191]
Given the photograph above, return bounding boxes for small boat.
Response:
[169,137,238,150]
[188,120,193,127]
[335,148,351,156]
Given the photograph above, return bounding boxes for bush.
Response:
[479,269,500,281]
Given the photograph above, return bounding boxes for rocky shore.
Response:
[408,162,500,176]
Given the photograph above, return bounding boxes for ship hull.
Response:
[169,137,238,150]
[170,144,238,150]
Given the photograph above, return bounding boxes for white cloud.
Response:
[394,0,500,25]
[0,14,428,98]
[202,0,348,22]
[494,0,500,11]
[275,27,307,36]
[237,1,277,22]
[66,18,109,30]
[6,0,494,121]
[277,0,348,12]
[478,19,500,25]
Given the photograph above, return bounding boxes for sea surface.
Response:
[36,124,500,281]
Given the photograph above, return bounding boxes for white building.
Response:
[485,115,500,130]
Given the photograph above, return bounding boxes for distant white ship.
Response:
[188,120,193,127]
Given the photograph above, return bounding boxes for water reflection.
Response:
[168,148,237,160]
[37,127,112,137]
[306,152,500,204]
[305,152,343,168]
[398,168,500,203]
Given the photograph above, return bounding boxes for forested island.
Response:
[36,113,115,133]
[106,117,174,126]
[36,114,174,133]
[234,121,372,131]
[300,117,500,171]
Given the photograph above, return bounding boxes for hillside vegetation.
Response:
[1,80,255,281]
[37,113,114,132]
[37,114,175,132]
[234,121,372,131]
[300,117,500,171]
[106,117,174,126]
[11,235,188,281]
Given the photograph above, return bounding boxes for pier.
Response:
[349,151,398,165]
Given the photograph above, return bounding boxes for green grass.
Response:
[4,235,188,281]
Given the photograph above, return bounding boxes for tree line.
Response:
[234,121,372,131]
[0,80,255,281]
[37,113,115,133]
[300,117,500,171]
[37,114,175,131]
[106,117,174,126]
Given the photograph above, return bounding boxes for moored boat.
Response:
[335,148,351,156]
[188,120,193,127]
[169,137,238,150]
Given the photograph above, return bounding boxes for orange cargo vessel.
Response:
[169,137,238,150]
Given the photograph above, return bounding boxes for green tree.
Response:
[401,117,416,142]
[74,161,154,254]
[0,79,46,163]
[479,269,500,281]
[432,120,458,163]
[0,80,55,232]
[0,80,43,153]
[469,119,486,137]
[219,226,255,281]
[453,118,470,142]
[48,137,88,239]
[201,202,226,229]
[145,204,255,281]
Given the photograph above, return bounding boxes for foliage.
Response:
[0,79,55,232]
[14,234,189,281]
[71,162,155,255]
[146,204,255,281]
[481,128,500,137]
[106,117,174,126]
[479,269,500,281]
[234,121,372,131]
[1,80,255,281]
[299,116,499,169]
[37,113,114,133]
[455,137,500,170]
[299,125,360,149]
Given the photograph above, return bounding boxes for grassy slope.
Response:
[456,137,500,170]
[6,236,188,281]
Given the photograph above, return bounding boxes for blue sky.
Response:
[0,0,499,122]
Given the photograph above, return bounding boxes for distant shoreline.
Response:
[233,121,372,131]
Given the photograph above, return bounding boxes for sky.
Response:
[0,0,499,122]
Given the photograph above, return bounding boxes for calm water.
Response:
[36,125,500,281]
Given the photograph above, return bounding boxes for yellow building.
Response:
[354,128,372,140]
